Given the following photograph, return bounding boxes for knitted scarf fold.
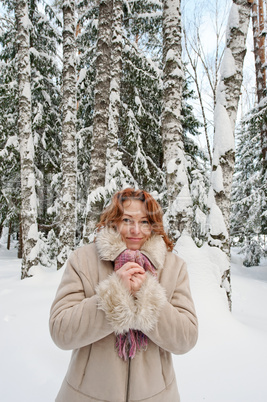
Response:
[114,249,157,360]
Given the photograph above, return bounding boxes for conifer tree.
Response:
[231,107,267,266]
[28,0,62,236]
[120,41,164,193]
[0,5,20,241]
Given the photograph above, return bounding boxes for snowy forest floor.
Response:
[0,238,267,402]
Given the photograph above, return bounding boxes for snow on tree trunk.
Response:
[162,0,193,241]
[83,0,113,243]
[15,0,39,279]
[208,0,252,308]
[106,0,123,184]
[252,0,267,165]
[252,0,266,102]
[57,0,77,269]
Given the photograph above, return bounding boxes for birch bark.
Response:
[15,0,39,279]
[162,0,193,241]
[84,0,113,242]
[106,0,123,183]
[57,0,77,269]
[252,0,267,164]
[208,0,252,307]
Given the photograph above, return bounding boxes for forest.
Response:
[0,0,266,310]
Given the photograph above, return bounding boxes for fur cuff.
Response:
[95,273,136,334]
[134,274,167,333]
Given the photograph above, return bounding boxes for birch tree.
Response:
[106,0,124,183]
[83,0,113,243]
[162,0,193,240]
[208,0,252,307]
[57,0,77,269]
[252,0,267,164]
[15,0,39,278]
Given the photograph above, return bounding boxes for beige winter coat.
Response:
[49,228,198,402]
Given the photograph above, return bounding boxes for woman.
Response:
[49,188,198,402]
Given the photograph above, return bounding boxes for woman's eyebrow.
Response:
[123,213,148,219]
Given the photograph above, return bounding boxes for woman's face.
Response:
[117,199,152,250]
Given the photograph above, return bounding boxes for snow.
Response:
[227,3,239,32]
[220,48,236,79]
[166,49,176,62]
[211,164,224,193]
[77,67,87,85]
[213,83,235,165]
[207,201,228,242]
[0,240,267,402]
[167,158,177,174]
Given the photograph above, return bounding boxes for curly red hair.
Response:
[97,188,173,251]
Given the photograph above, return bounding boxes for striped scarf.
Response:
[114,249,157,360]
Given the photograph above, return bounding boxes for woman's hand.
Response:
[116,262,146,295]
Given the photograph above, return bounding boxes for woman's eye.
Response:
[141,220,149,225]
[122,218,131,224]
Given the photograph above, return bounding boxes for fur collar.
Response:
[95,227,167,270]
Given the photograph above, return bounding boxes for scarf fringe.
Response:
[115,330,148,361]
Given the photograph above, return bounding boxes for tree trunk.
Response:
[83,0,113,243]
[106,0,123,183]
[57,0,77,269]
[7,221,12,250]
[208,0,252,308]
[15,0,39,279]
[18,216,23,259]
[162,0,193,241]
[252,0,267,165]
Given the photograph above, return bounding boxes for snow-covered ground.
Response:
[0,238,266,402]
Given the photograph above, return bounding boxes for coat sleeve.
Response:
[137,258,198,355]
[49,250,113,350]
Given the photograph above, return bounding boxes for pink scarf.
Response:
[114,249,157,360]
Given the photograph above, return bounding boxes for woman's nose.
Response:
[130,222,141,234]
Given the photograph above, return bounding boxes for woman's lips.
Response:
[126,237,143,242]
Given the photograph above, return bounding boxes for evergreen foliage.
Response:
[28,0,62,235]
[182,79,209,245]
[0,3,20,238]
[120,41,164,192]
[231,106,267,266]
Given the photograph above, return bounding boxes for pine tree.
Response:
[28,0,62,237]
[182,79,209,246]
[0,4,20,242]
[231,106,267,266]
[120,41,164,193]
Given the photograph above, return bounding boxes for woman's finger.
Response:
[120,262,144,271]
